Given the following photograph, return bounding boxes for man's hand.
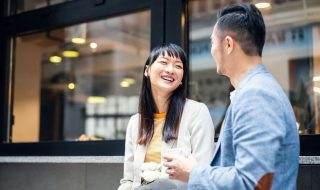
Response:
[163,154,198,182]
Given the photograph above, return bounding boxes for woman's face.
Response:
[145,53,184,96]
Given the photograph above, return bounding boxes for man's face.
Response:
[210,25,224,75]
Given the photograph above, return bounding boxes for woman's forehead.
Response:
[158,54,182,63]
[158,51,180,60]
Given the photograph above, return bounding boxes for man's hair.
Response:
[216,3,265,56]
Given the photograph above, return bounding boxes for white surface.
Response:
[0,156,124,163]
[0,156,320,164]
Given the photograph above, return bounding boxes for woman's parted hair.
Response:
[137,43,189,145]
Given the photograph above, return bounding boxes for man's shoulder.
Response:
[232,72,291,114]
[239,72,284,97]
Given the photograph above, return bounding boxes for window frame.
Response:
[0,0,188,156]
[3,0,316,157]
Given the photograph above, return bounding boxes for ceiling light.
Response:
[120,81,130,88]
[49,56,62,64]
[87,96,107,104]
[62,50,79,58]
[90,42,98,49]
[71,38,86,44]
[314,87,320,94]
[68,82,75,90]
[313,76,320,82]
[123,78,136,85]
[68,24,87,44]
[254,0,271,9]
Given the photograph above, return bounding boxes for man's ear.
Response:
[225,36,234,55]
[144,65,149,77]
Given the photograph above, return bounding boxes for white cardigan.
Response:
[118,99,215,190]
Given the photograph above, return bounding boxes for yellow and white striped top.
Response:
[144,113,166,163]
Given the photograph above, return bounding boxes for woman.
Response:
[118,43,215,190]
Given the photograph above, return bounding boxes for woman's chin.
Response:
[157,85,178,94]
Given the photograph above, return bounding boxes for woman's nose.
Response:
[165,64,174,73]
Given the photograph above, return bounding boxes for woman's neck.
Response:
[152,89,170,113]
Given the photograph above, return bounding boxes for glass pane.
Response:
[12,10,150,142]
[189,0,320,135]
[9,0,72,15]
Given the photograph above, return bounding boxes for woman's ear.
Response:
[144,65,149,77]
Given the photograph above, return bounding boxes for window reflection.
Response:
[189,0,320,135]
[8,0,71,15]
[12,10,150,142]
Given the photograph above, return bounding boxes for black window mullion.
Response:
[0,141,125,156]
[151,0,165,49]
[0,0,6,17]
[2,0,150,36]
[0,35,6,142]
[164,0,187,47]
[0,34,13,143]
[0,0,6,141]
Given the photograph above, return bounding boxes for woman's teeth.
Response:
[161,76,174,82]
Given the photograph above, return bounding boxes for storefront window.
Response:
[8,0,72,15]
[12,10,150,142]
[189,0,320,135]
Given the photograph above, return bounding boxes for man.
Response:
[164,3,299,190]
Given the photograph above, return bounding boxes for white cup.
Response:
[161,148,191,174]
[162,148,190,158]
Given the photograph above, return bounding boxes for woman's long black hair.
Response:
[137,43,189,145]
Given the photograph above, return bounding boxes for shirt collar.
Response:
[230,90,236,103]
[237,64,266,90]
[230,64,266,103]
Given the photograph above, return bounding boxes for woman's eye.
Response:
[160,61,167,65]
[175,65,183,69]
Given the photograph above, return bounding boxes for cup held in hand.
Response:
[161,148,191,176]
[162,148,190,159]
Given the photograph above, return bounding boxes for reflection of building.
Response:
[189,0,320,136]
[13,11,150,142]
[1,0,320,189]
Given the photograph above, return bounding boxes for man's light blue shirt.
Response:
[189,64,300,190]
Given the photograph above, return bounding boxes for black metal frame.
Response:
[1,0,318,156]
[299,135,320,156]
[0,0,188,156]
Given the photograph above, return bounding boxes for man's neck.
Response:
[229,55,262,88]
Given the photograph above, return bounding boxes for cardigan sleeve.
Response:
[118,115,136,190]
[189,103,215,165]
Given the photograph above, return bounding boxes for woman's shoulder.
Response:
[128,113,140,125]
[129,113,140,121]
[185,98,206,109]
[183,99,209,116]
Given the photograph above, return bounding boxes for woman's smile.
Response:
[161,74,175,83]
